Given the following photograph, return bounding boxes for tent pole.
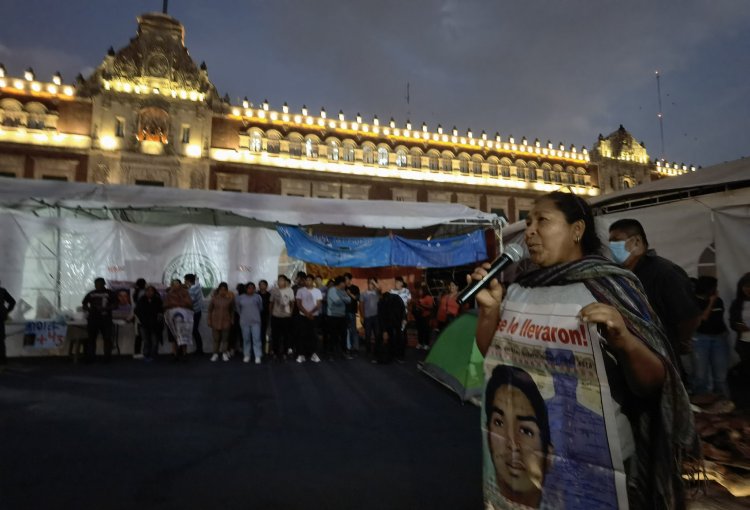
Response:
[56,204,62,311]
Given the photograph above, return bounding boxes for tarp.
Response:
[420,311,485,402]
[0,177,499,230]
[277,227,489,268]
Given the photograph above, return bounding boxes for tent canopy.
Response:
[0,177,499,230]
[591,158,750,212]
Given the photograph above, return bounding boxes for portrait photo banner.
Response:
[482,293,628,509]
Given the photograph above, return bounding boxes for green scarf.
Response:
[517,255,698,510]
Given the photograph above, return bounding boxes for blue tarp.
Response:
[277,227,488,268]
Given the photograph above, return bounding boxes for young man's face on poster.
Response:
[487,384,548,507]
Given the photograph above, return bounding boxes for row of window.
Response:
[244,130,589,185]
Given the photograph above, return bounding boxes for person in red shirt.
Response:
[437,281,461,332]
[414,284,435,350]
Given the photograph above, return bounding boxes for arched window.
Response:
[500,158,511,178]
[305,138,318,158]
[396,148,408,168]
[343,141,356,162]
[363,145,375,165]
[250,131,262,152]
[328,140,340,161]
[266,132,281,154]
[488,158,499,177]
[441,154,453,172]
[515,160,527,180]
[472,156,483,176]
[428,151,439,171]
[542,163,552,182]
[288,135,302,157]
[528,162,538,181]
[377,147,389,166]
[458,155,469,174]
[410,149,422,170]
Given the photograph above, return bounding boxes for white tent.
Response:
[0,177,498,230]
[502,158,750,303]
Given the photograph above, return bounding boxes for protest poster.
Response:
[23,319,68,349]
[482,290,628,510]
[164,307,193,346]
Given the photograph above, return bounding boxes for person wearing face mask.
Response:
[470,192,696,509]
[608,219,701,381]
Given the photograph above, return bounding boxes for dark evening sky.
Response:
[2,0,748,167]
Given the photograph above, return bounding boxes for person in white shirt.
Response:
[295,274,322,363]
[269,275,295,360]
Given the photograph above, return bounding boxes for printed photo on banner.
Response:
[164,307,193,346]
[482,300,628,510]
[109,280,134,321]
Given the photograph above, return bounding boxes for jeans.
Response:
[139,325,160,359]
[692,331,730,398]
[86,318,113,361]
[241,322,262,361]
[270,316,292,356]
[363,316,379,352]
[346,312,359,351]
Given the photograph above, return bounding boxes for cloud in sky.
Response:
[1,0,748,166]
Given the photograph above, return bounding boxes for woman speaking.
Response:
[471,191,696,509]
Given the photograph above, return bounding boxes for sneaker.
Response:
[222,352,230,362]
[296,355,305,363]
[133,353,145,359]
[255,358,261,365]
[210,354,219,362]
[311,353,321,363]
[243,356,251,363]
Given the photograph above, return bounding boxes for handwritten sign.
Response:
[23,320,68,349]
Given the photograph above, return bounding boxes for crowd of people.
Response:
[69,269,474,367]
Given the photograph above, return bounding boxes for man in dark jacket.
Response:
[0,282,16,364]
[82,277,117,362]
[376,286,406,364]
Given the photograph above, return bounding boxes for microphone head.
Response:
[504,243,524,263]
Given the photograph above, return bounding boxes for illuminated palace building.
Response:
[0,11,693,223]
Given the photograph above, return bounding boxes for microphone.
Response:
[456,243,524,306]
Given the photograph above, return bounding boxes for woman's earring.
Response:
[575,235,580,244]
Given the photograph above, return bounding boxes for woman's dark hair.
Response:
[736,273,750,302]
[135,278,146,288]
[216,282,228,292]
[484,364,551,454]
[695,276,717,296]
[333,275,346,286]
[538,191,602,256]
[236,283,246,295]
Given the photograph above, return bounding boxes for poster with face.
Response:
[482,284,628,510]
[109,281,134,321]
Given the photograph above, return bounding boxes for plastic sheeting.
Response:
[277,226,488,268]
[0,177,499,229]
[0,209,286,319]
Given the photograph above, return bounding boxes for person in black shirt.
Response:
[608,219,701,379]
[134,285,163,361]
[375,285,406,364]
[0,282,16,364]
[692,276,730,398]
[82,277,117,362]
[343,272,360,355]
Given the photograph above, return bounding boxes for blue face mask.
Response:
[609,241,630,264]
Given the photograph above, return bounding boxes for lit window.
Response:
[250,132,262,152]
[377,147,389,166]
[396,150,407,168]
[305,138,317,158]
[116,118,125,138]
[343,144,355,162]
[329,141,339,161]
[180,125,190,144]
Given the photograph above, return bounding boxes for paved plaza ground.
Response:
[0,351,745,509]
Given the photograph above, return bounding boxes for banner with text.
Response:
[482,299,628,510]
